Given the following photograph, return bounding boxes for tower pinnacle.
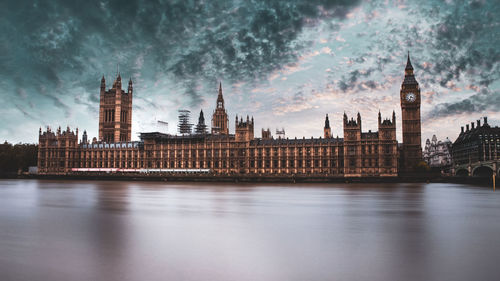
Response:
[216,82,224,109]
[405,51,413,71]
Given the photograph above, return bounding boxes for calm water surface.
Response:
[1,180,500,281]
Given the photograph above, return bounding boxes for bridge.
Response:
[454,160,499,177]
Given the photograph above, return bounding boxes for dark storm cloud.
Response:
[396,0,500,120]
[0,0,361,105]
[426,89,500,119]
[338,68,375,92]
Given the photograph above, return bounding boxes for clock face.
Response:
[405,92,416,102]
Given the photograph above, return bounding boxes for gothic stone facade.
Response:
[400,52,422,172]
[98,74,133,143]
[38,56,423,177]
[423,135,452,168]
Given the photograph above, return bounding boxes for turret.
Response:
[378,111,382,125]
[217,82,224,109]
[199,110,205,124]
[82,130,88,144]
[235,113,254,142]
[113,73,122,89]
[194,110,208,134]
[128,78,133,94]
[101,75,106,91]
[324,114,331,138]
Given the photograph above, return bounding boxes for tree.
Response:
[0,142,38,174]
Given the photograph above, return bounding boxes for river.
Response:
[0,180,499,281]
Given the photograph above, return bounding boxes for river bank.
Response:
[3,173,493,186]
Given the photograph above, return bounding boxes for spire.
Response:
[405,51,413,71]
[114,71,122,90]
[199,109,204,121]
[216,82,224,109]
[101,75,106,90]
[195,109,207,134]
[324,114,330,129]
[378,110,381,124]
[128,78,133,94]
[402,52,418,86]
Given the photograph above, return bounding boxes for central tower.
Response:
[400,52,422,171]
[98,74,133,143]
[211,82,229,134]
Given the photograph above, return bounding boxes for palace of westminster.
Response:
[37,54,424,177]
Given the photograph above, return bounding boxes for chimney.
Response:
[477,119,481,127]
[461,126,464,133]
[471,122,475,129]
[484,117,488,124]
[466,124,469,131]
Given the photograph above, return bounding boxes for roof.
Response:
[405,51,414,70]
[250,137,343,146]
[361,132,379,139]
[139,132,235,142]
[402,74,419,86]
[453,123,500,145]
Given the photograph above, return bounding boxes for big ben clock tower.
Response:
[400,52,422,172]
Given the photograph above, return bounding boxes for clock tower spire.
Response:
[400,51,422,172]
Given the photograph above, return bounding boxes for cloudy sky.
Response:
[1,0,499,144]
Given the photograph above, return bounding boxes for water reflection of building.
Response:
[423,135,452,169]
[38,55,425,177]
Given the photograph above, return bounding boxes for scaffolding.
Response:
[276,128,285,138]
[177,110,193,135]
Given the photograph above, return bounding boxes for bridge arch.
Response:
[472,166,494,177]
[455,169,469,177]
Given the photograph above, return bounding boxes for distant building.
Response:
[452,117,500,165]
[423,135,452,168]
